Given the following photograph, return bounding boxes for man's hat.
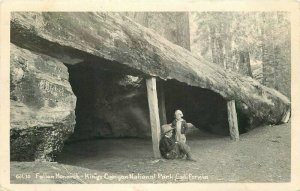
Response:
[161,124,174,135]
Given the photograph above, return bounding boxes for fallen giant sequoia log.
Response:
[10,12,290,161]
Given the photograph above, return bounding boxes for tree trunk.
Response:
[238,51,253,77]
[125,12,191,50]
[224,23,232,70]
[11,12,290,126]
[217,38,225,67]
[209,26,218,64]
[261,12,290,99]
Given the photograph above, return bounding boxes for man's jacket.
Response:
[159,135,177,159]
[171,119,188,134]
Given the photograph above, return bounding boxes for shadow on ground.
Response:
[10,122,290,183]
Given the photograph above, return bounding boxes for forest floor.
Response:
[10,122,290,184]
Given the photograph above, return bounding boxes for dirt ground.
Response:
[10,122,290,183]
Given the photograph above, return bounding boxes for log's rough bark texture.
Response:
[124,12,191,50]
[10,44,76,161]
[10,12,290,127]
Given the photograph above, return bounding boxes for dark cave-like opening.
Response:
[64,61,250,142]
[65,61,151,142]
[162,80,249,135]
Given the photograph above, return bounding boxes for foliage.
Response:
[190,12,291,98]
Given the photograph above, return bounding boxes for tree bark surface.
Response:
[10,12,290,125]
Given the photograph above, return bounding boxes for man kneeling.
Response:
[159,124,196,161]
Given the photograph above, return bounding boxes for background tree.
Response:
[190,12,290,98]
[125,12,190,50]
[260,12,291,98]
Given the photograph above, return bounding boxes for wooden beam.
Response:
[158,82,167,125]
[227,100,239,141]
[281,107,290,123]
[146,77,161,158]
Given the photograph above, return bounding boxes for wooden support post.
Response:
[227,100,239,141]
[281,107,291,123]
[146,77,161,158]
[158,82,167,125]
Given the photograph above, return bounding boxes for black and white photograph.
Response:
[0,0,299,190]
